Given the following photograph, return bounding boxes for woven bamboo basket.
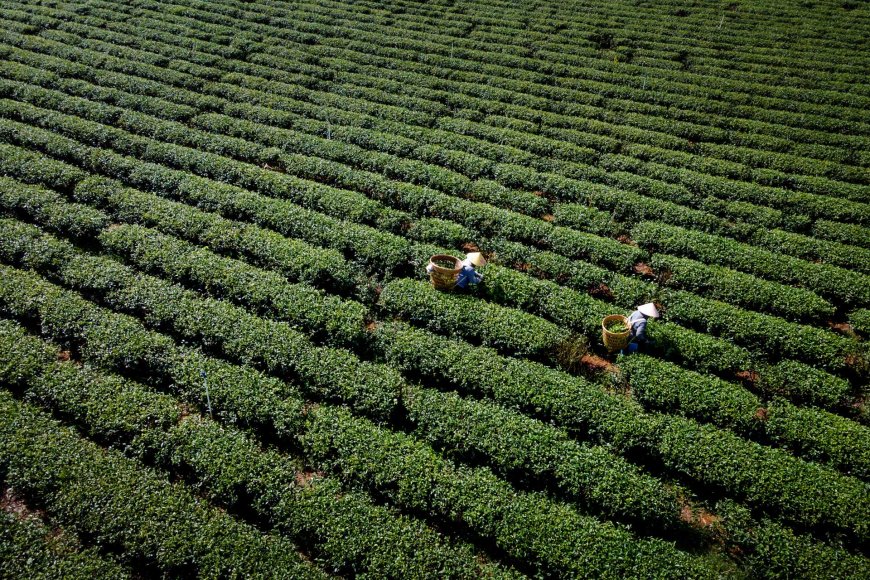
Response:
[602,315,631,352]
[429,254,462,290]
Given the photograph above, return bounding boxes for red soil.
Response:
[735,370,759,384]
[294,470,323,488]
[1,488,36,520]
[580,353,616,374]
[588,283,614,300]
[532,190,556,202]
[679,504,720,529]
[633,262,655,277]
[828,321,855,337]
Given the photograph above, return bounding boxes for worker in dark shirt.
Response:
[626,302,660,353]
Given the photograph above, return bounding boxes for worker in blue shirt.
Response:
[456,252,486,288]
[625,302,660,353]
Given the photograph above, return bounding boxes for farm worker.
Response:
[456,252,487,288]
[428,252,486,288]
[626,302,660,353]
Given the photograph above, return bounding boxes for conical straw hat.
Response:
[467,252,487,267]
[638,303,660,318]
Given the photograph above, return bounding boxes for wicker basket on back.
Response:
[602,314,631,352]
[429,254,462,290]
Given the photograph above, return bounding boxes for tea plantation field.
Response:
[0,0,868,577]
